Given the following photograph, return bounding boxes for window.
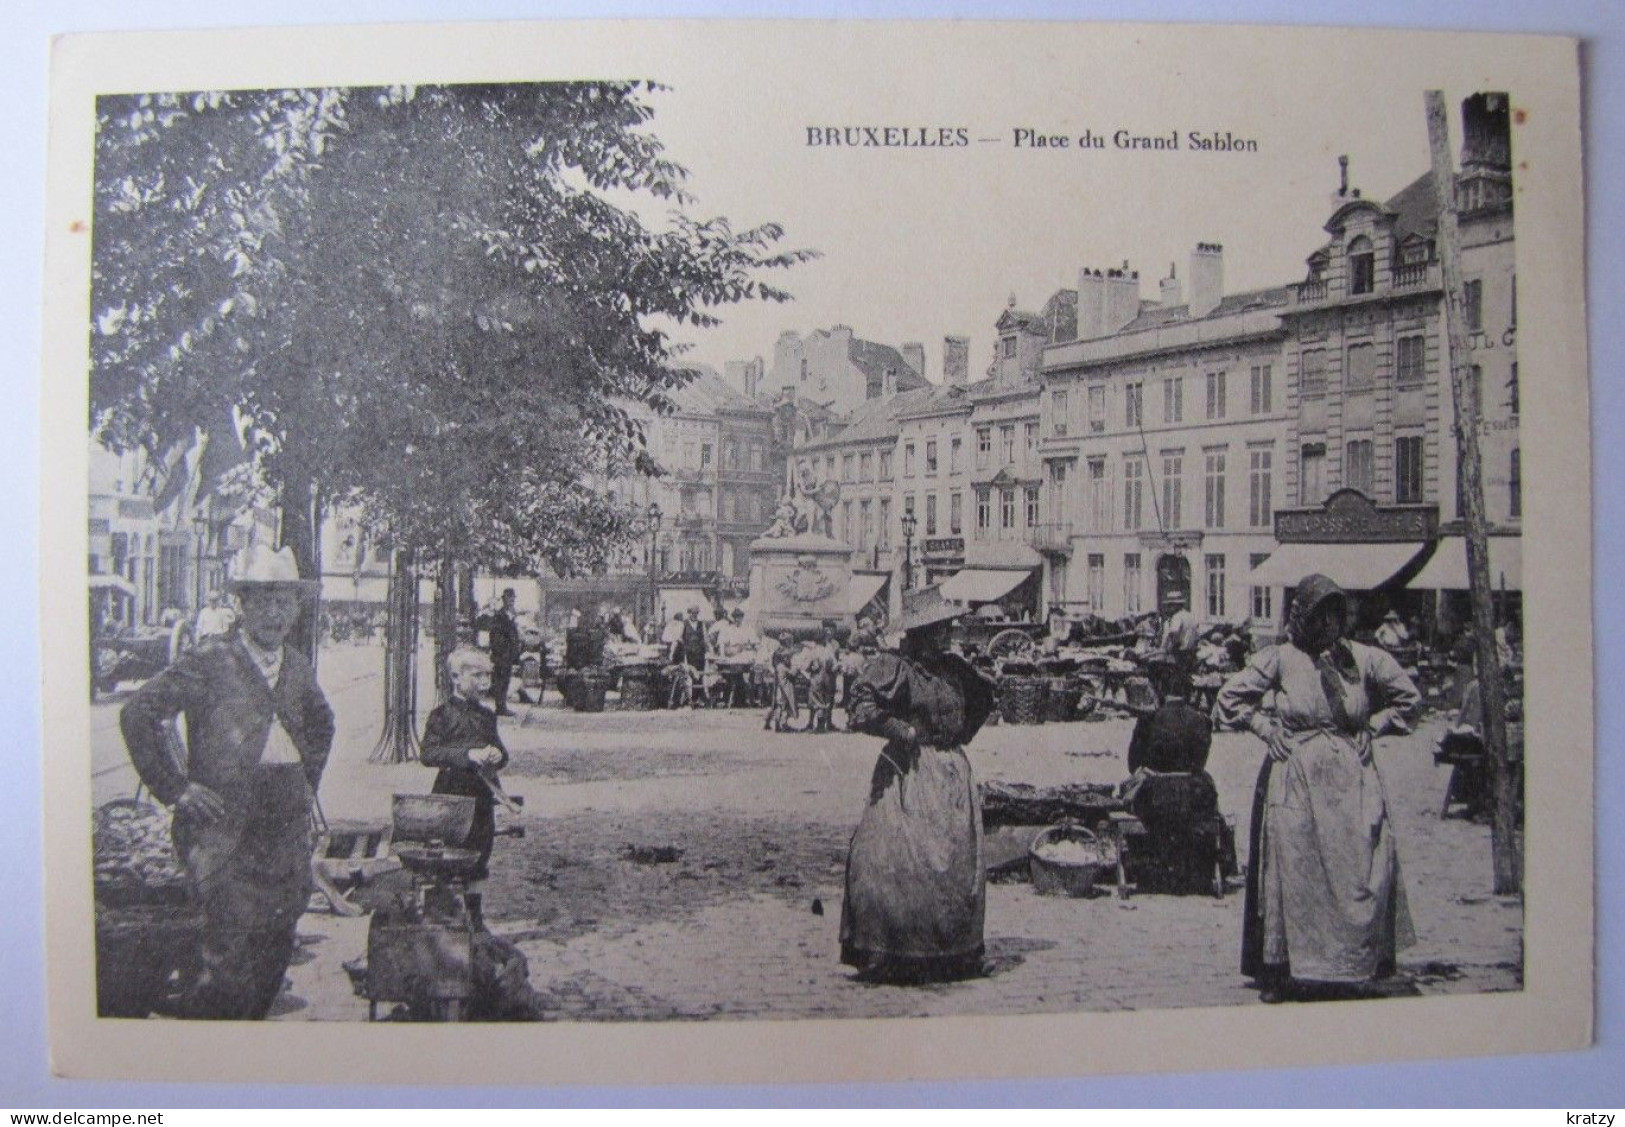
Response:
[700,442,713,469]
[1300,443,1326,505]
[1204,449,1227,528]
[1250,364,1272,413]
[1205,371,1227,420]
[903,493,916,522]
[926,493,938,536]
[1087,554,1106,613]
[925,439,938,476]
[1001,425,1016,465]
[1025,485,1041,528]
[1052,390,1069,436]
[976,427,992,468]
[1510,449,1522,519]
[750,442,764,471]
[880,450,894,480]
[1464,278,1484,331]
[824,455,835,480]
[859,500,873,551]
[800,358,809,382]
[1205,554,1227,617]
[1024,421,1038,452]
[859,452,873,481]
[1396,335,1426,388]
[1124,554,1143,614]
[842,453,854,482]
[976,492,991,534]
[1000,487,1016,530]
[1301,349,1327,399]
[950,437,962,474]
[1508,363,1520,415]
[724,440,739,469]
[1395,435,1424,503]
[1349,235,1375,295]
[1250,554,1274,621]
[1001,336,1016,359]
[1346,343,1376,393]
[904,443,916,477]
[1160,452,1184,530]
[1125,381,1143,429]
[1248,447,1274,527]
[1345,439,1374,495]
[1088,385,1107,433]
[878,498,892,550]
[1123,457,1145,531]
[950,492,963,535]
[1088,458,1109,532]
[1163,377,1184,424]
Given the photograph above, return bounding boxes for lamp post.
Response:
[191,513,209,612]
[645,501,663,625]
[901,511,918,592]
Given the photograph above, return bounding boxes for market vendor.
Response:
[1375,610,1412,651]
[1126,664,1212,776]
[119,544,333,1021]
[1158,591,1199,678]
[420,646,510,931]
[711,608,759,706]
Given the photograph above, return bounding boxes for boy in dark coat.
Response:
[421,647,510,930]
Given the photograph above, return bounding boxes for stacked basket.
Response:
[1042,676,1084,723]
[999,675,1049,725]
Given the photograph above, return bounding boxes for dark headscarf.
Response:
[1287,573,1361,733]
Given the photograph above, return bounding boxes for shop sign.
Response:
[1276,489,1438,543]
[923,536,965,557]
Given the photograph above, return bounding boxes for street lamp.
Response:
[900,511,918,592]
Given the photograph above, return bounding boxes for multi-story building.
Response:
[1040,251,1291,625]
[764,324,931,414]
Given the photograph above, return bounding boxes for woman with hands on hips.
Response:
[1215,573,1421,1003]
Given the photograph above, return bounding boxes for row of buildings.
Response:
[92,94,1518,641]
[756,93,1520,630]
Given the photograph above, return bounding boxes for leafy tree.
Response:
[91,83,814,585]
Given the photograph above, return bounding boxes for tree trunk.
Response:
[369,548,421,764]
[1427,91,1519,895]
[277,468,323,665]
[433,551,459,706]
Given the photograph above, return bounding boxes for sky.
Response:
[621,22,1526,382]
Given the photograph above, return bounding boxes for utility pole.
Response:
[1426,91,1519,894]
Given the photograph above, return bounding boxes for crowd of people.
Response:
[117,547,1511,1017]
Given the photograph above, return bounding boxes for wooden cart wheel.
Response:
[988,628,1035,661]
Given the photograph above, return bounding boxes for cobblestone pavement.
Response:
[89,643,1524,1022]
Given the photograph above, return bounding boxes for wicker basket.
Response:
[1042,676,1084,723]
[1028,824,1117,897]
[616,665,661,711]
[999,675,1049,725]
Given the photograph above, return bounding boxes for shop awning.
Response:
[1407,537,1522,591]
[89,573,136,597]
[939,568,1033,605]
[1246,542,1428,590]
[846,572,889,614]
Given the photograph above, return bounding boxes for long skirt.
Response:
[1243,737,1415,984]
[840,741,985,983]
[172,765,313,1019]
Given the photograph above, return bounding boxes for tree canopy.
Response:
[91,83,814,576]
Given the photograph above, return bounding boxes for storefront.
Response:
[937,542,1043,621]
[1248,489,1438,633]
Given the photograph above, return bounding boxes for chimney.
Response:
[1076,266,1106,340]
[1159,262,1182,307]
[882,367,898,399]
[1461,91,1511,171]
[901,342,925,380]
[1188,242,1224,319]
[744,357,763,398]
[943,335,970,385]
[1104,262,1140,334]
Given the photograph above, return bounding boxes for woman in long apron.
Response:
[1215,573,1422,1001]
[840,589,996,984]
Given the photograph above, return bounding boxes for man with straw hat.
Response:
[120,543,333,1020]
[839,586,996,984]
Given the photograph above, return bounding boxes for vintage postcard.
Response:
[40,19,1591,1085]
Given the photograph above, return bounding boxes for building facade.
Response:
[765,324,930,414]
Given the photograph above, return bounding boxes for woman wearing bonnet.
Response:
[1215,573,1422,1002]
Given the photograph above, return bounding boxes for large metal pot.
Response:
[391,794,477,847]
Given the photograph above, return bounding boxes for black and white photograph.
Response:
[38,18,1592,1086]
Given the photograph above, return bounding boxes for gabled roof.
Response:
[850,339,931,394]
[797,385,941,452]
[669,366,762,415]
[1384,171,1441,244]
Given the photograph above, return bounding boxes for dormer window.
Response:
[1001,336,1016,360]
[1349,235,1375,295]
